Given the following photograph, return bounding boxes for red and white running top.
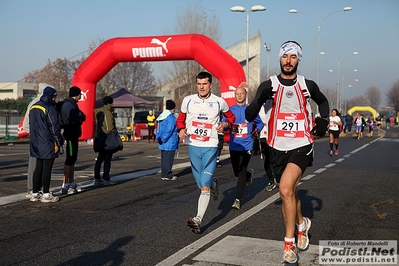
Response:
[268,75,313,151]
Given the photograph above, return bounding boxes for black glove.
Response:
[312,117,328,137]
[59,146,64,155]
[231,124,239,134]
[251,128,259,137]
[157,137,163,144]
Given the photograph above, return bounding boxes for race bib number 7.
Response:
[232,123,248,138]
[191,121,212,141]
[276,112,305,138]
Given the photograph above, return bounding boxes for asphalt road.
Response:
[1,128,398,266]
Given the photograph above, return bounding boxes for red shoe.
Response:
[335,150,338,156]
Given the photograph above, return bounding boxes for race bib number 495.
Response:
[276,112,305,138]
[191,121,212,141]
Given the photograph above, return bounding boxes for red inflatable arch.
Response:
[72,33,245,140]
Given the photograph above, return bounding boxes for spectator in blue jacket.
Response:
[157,100,178,181]
[223,84,264,210]
[29,86,64,203]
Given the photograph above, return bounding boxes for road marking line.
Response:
[314,168,326,173]
[302,174,315,180]
[155,193,281,266]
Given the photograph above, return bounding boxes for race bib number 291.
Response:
[276,112,305,138]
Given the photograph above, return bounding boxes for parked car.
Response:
[132,110,161,139]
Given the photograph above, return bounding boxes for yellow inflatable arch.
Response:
[347,106,378,118]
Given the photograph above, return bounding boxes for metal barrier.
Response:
[0,114,23,138]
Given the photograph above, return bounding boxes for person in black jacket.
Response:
[61,86,86,194]
[29,86,64,203]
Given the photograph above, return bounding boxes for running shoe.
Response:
[281,241,298,264]
[329,150,333,156]
[61,185,70,194]
[161,176,178,181]
[40,193,59,203]
[296,217,312,251]
[335,150,339,156]
[246,168,254,187]
[93,179,103,185]
[26,190,33,198]
[210,177,219,201]
[216,161,222,168]
[231,199,240,210]
[29,193,41,202]
[67,187,77,194]
[102,180,116,186]
[187,217,201,234]
[265,182,277,192]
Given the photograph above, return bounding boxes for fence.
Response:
[0,114,23,138]
[0,114,142,139]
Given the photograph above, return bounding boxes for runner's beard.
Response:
[280,63,298,76]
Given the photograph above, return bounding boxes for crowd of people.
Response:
[23,39,398,264]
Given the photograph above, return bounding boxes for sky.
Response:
[1,0,398,104]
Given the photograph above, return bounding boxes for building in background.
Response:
[0,82,37,100]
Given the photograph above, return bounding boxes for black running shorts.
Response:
[328,130,340,139]
[268,144,314,183]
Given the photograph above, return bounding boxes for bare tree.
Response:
[164,2,222,102]
[24,58,77,99]
[386,79,399,112]
[364,86,381,110]
[346,95,371,109]
[23,38,157,100]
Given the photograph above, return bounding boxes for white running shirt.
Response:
[181,93,230,147]
[329,116,341,131]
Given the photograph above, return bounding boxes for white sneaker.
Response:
[231,199,240,210]
[296,217,311,251]
[281,241,298,263]
[40,193,59,203]
[161,176,177,181]
[29,193,40,202]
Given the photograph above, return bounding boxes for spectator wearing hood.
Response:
[157,100,179,181]
[23,83,50,198]
[29,86,64,203]
[60,86,86,194]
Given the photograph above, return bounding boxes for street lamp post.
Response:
[264,43,271,79]
[231,5,266,88]
[321,51,358,110]
[288,7,352,86]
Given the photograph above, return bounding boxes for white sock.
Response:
[285,237,295,243]
[196,191,210,222]
[297,220,306,231]
[62,183,69,188]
